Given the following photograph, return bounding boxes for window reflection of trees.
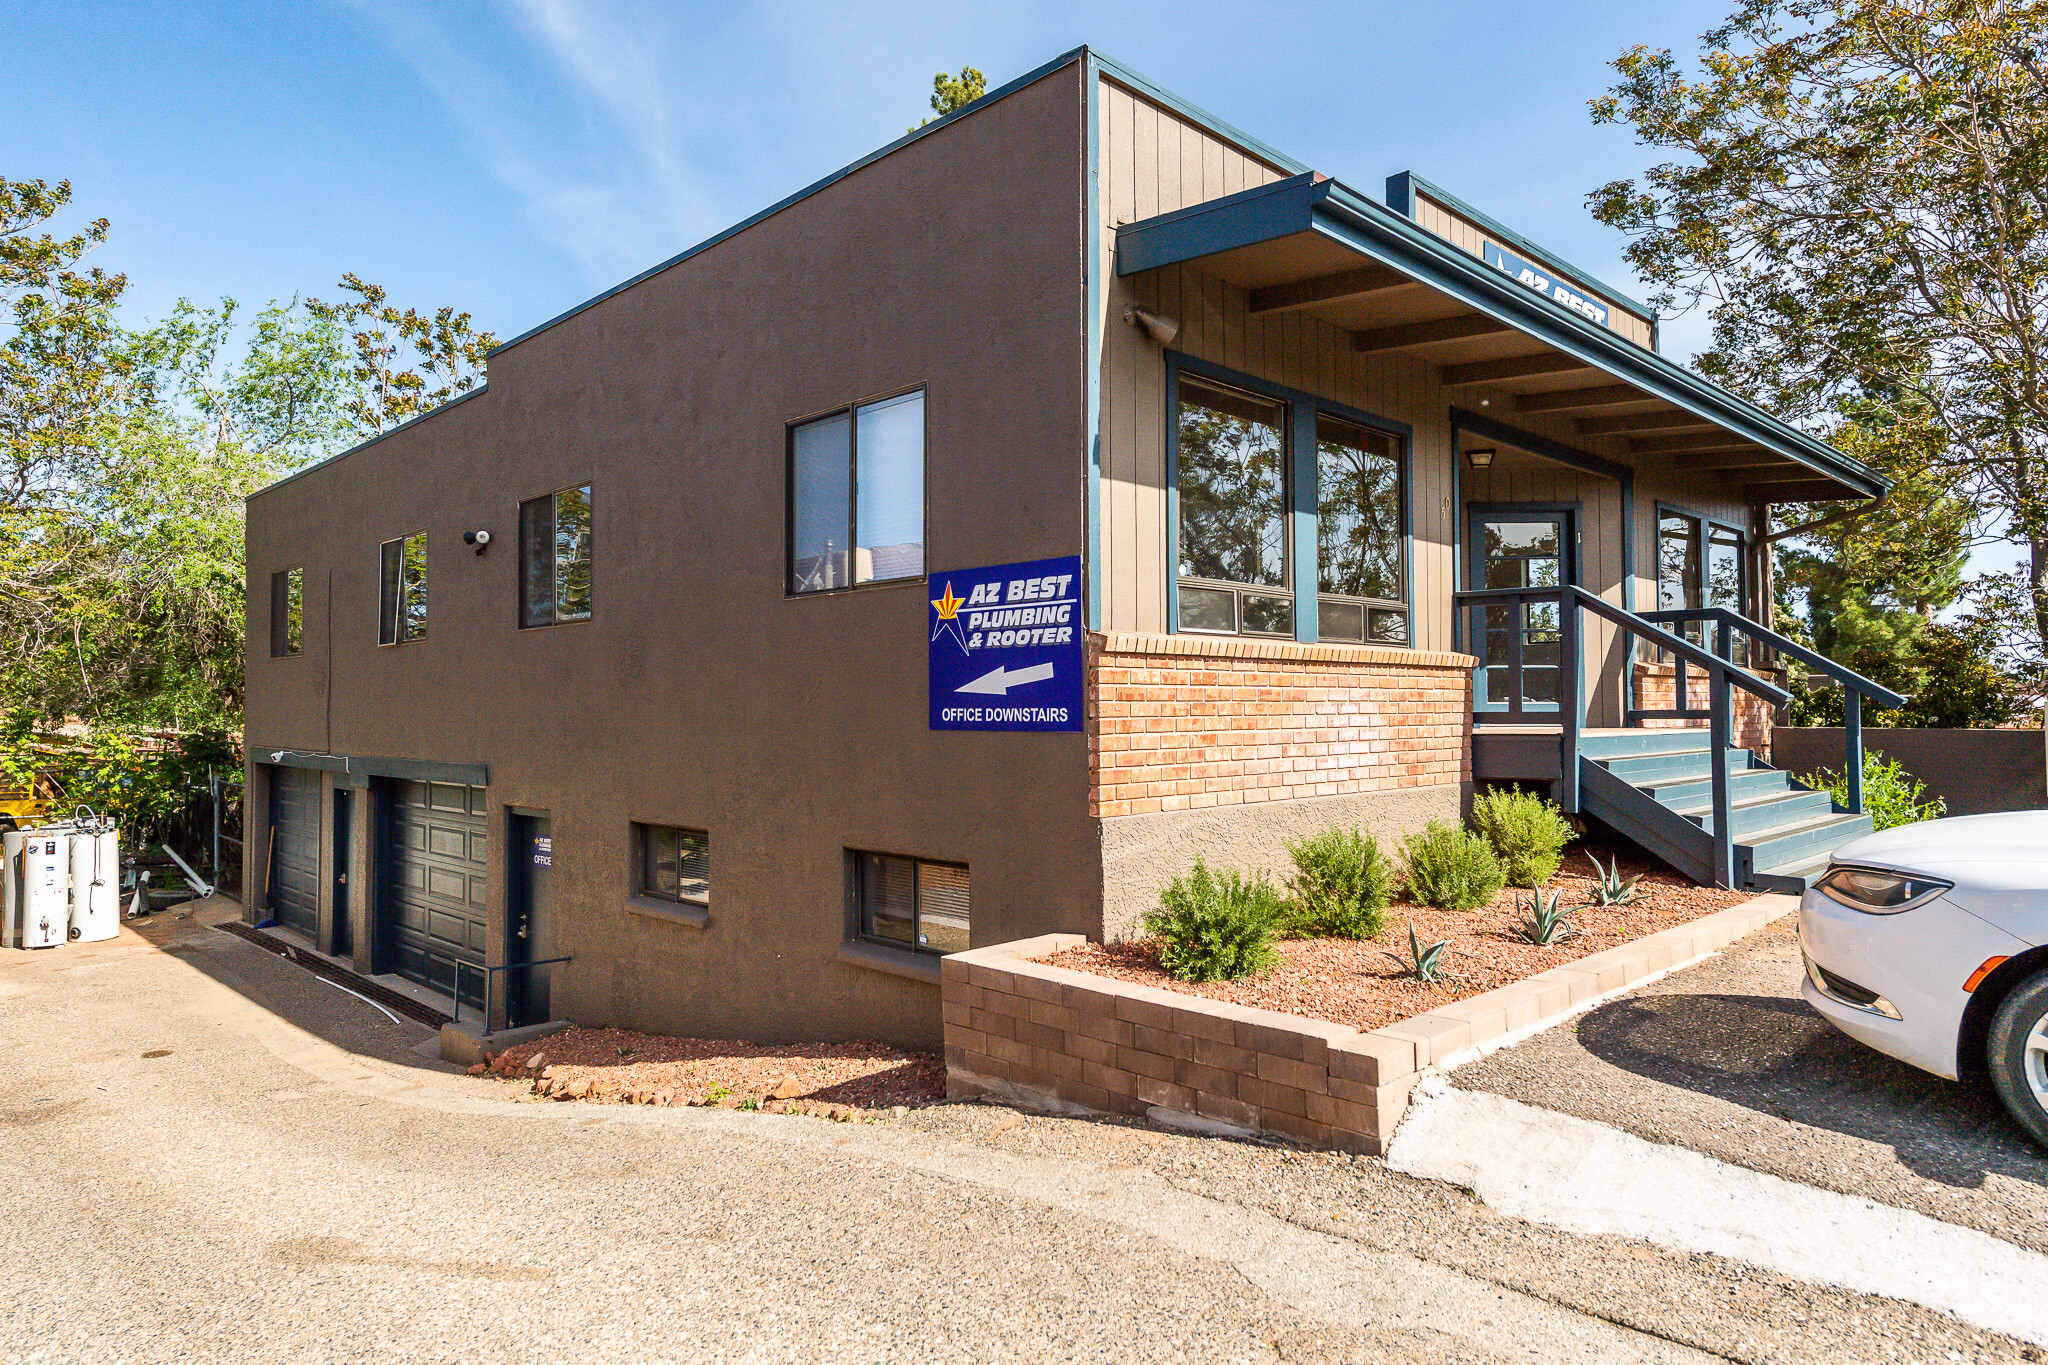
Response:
[1177,381,1286,588]
[1316,417,1401,601]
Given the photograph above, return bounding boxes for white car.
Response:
[1799,811,2048,1148]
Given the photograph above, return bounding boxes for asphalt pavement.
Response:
[0,899,2036,1363]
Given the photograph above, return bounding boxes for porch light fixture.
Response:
[1467,447,1496,469]
[1123,305,1180,347]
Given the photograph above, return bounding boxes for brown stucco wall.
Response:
[1772,727,2047,816]
[244,62,1092,1049]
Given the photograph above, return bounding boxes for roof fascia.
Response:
[488,46,1094,359]
[1385,170,1659,326]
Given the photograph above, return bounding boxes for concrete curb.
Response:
[942,895,1799,1153]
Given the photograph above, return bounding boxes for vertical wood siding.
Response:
[1413,194,1655,350]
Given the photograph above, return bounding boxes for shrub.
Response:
[1470,787,1575,887]
[1802,752,1947,831]
[1143,858,1285,982]
[1283,826,1395,939]
[1399,820,1506,911]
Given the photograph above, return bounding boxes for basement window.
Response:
[636,824,709,905]
[270,567,303,657]
[378,533,427,644]
[520,484,594,627]
[854,852,968,955]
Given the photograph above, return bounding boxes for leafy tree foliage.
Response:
[1589,1,2048,665]
[912,66,987,131]
[306,273,494,435]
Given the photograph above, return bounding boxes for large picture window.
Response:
[1657,508,1747,662]
[269,567,303,657]
[855,851,968,955]
[378,533,427,645]
[521,484,593,627]
[1314,415,1407,644]
[1175,376,1291,636]
[789,390,925,594]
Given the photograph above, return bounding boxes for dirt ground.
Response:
[1452,915,2048,1254]
[1045,837,1751,1032]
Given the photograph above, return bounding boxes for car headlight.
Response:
[1813,864,1952,914]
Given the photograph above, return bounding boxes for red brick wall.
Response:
[1632,661,1774,754]
[1087,633,1475,819]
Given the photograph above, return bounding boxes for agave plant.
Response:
[1517,887,1577,946]
[1584,852,1643,907]
[1382,920,1453,984]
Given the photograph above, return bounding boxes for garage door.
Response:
[268,766,321,937]
[384,780,488,1003]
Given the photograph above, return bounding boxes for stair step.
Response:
[1640,766,1805,807]
[1741,811,1875,871]
[1600,747,1759,783]
[1578,729,1731,760]
[1671,789,1835,837]
[1749,855,1835,894]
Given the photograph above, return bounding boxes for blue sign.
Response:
[1483,242,1611,328]
[928,554,1083,732]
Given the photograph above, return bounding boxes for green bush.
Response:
[1283,826,1395,939]
[1399,820,1506,911]
[1470,787,1575,887]
[1803,752,1947,831]
[1143,858,1285,982]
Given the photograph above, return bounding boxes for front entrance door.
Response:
[1469,507,1577,716]
[331,789,352,958]
[505,811,552,1030]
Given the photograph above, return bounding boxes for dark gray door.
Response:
[267,766,321,937]
[506,812,552,1029]
[383,780,488,1005]
[331,789,352,958]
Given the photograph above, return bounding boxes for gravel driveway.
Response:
[1453,915,2048,1255]
[0,900,2036,1363]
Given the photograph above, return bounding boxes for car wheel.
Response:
[1987,970,2048,1150]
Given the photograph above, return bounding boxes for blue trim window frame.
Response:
[1164,353,1413,646]
[1654,500,1751,664]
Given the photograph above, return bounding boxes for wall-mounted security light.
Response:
[463,529,492,557]
[1123,305,1180,347]
[1467,447,1497,469]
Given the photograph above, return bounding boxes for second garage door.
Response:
[383,780,488,1003]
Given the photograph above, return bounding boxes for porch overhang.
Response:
[1114,173,1887,503]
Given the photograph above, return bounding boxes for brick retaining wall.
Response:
[1087,633,1474,819]
[942,895,1795,1153]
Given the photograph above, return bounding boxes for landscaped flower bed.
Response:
[479,1028,946,1117]
[1039,837,1751,1033]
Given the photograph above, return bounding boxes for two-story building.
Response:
[244,47,1886,1047]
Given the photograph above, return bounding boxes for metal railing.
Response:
[1455,584,1794,887]
[1637,607,1907,816]
[417,947,572,1031]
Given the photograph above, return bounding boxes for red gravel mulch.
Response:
[481,1028,945,1117]
[1040,837,1752,1034]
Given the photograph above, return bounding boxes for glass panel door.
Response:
[1471,511,1572,714]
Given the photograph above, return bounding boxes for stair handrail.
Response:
[1454,585,1791,888]
[1637,604,1903,817]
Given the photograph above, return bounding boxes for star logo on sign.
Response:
[931,581,971,654]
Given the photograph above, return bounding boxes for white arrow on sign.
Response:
[955,662,1055,695]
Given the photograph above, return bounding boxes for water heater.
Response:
[68,826,119,943]
[12,830,70,949]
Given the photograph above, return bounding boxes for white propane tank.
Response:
[2,829,23,949]
[18,829,70,949]
[68,825,119,943]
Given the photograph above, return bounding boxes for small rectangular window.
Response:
[270,567,303,657]
[855,851,969,955]
[521,484,594,627]
[788,390,924,593]
[635,823,709,904]
[378,533,427,644]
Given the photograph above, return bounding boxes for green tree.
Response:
[912,66,987,131]
[1589,1,2048,666]
[306,273,494,435]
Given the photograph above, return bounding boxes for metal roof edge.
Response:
[1307,180,1884,497]
[487,47,1093,359]
[1386,169,1659,324]
[245,383,491,502]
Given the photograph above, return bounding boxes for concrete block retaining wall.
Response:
[942,896,1794,1153]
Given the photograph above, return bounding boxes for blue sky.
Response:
[10,1,1738,354]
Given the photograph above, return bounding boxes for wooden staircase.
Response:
[1575,730,1872,893]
